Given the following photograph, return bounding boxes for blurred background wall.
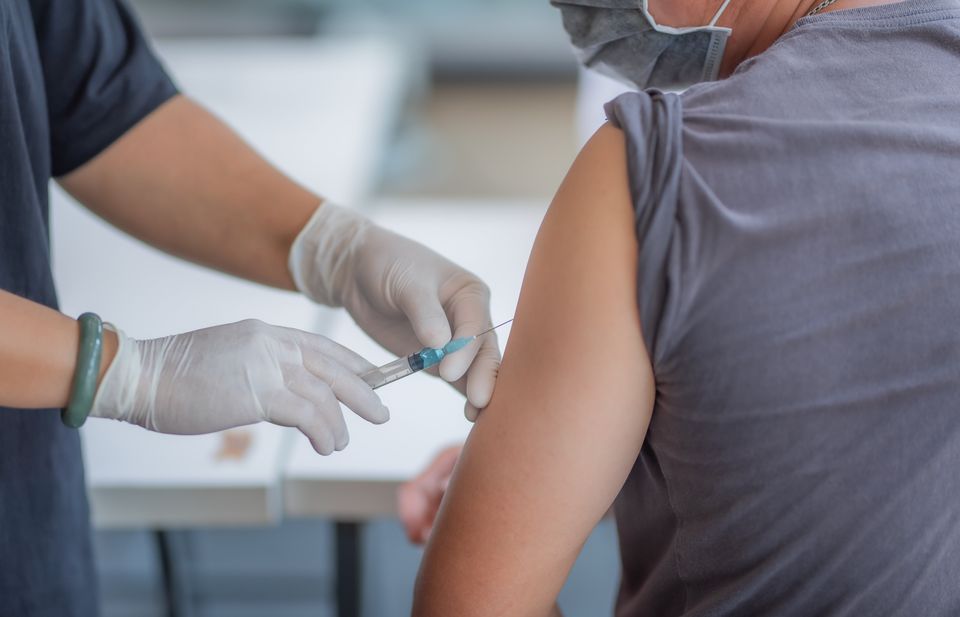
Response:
[129,0,583,199]
[91,2,624,616]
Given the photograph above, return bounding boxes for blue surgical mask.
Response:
[552,0,733,91]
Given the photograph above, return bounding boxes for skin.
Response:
[59,96,318,291]
[647,0,906,78]
[409,0,908,614]
[413,124,653,617]
[0,95,320,409]
[0,290,118,409]
[397,445,461,544]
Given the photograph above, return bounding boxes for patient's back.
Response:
[605,1,960,615]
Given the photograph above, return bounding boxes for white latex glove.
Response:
[288,203,500,421]
[90,320,388,455]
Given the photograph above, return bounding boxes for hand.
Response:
[289,204,500,421]
[90,319,389,455]
[397,444,463,544]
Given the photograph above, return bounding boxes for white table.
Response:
[51,36,412,529]
[284,199,548,520]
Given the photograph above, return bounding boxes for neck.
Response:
[720,0,907,77]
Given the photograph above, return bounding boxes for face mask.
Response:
[552,0,733,91]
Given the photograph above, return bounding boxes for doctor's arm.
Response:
[0,290,117,409]
[58,95,499,417]
[58,95,316,291]
[412,124,655,616]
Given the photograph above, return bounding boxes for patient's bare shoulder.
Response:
[412,123,655,617]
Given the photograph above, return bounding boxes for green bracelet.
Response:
[61,312,104,429]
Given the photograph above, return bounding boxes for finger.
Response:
[287,370,350,451]
[417,447,461,510]
[398,482,441,545]
[464,401,480,423]
[419,490,444,542]
[397,482,430,544]
[464,333,501,412]
[351,312,421,359]
[397,284,452,349]
[437,286,493,382]
[298,331,378,375]
[268,393,339,456]
[424,445,462,480]
[396,446,462,541]
[301,353,389,425]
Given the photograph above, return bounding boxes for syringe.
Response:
[360,320,513,390]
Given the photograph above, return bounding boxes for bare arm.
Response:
[58,95,320,290]
[0,290,117,409]
[412,124,655,616]
[4,96,308,408]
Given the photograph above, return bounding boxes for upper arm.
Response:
[413,123,655,617]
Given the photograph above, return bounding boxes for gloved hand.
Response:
[90,319,388,455]
[289,203,500,421]
[397,444,463,544]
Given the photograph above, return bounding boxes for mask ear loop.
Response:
[709,0,734,26]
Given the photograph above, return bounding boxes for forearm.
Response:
[58,95,321,290]
[0,290,117,409]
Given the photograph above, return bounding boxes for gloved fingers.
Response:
[300,353,389,425]
[438,339,480,384]
[396,283,452,350]
[463,332,501,417]
[268,392,341,456]
[437,284,493,383]
[464,401,481,423]
[286,371,351,451]
[299,332,377,376]
[439,371,483,422]
[351,311,421,360]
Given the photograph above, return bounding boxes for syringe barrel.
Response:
[359,338,475,390]
[361,354,421,390]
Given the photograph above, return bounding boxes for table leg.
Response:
[335,521,363,617]
[154,529,193,617]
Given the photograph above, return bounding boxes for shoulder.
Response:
[412,122,654,615]
[680,28,839,121]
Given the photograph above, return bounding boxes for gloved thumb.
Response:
[398,285,452,349]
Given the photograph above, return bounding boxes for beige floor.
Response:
[381,81,580,200]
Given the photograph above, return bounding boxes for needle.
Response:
[473,319,514,339]
[360,318,515,390]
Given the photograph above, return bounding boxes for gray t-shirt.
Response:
[604,1,960,615]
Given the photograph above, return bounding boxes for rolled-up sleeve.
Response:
[604,90,686,366]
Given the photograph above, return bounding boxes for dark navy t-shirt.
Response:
[0,0,175,614]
